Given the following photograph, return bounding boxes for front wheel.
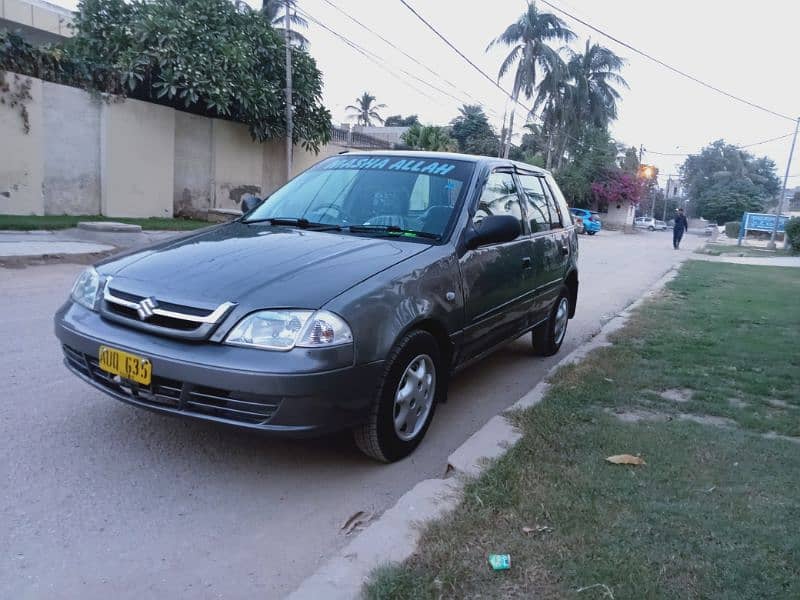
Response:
[532,287,570,356]
[648,226,654,231]
[587,230,596,235]
[354,330,442,462]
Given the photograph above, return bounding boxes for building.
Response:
[347,125,410,147]
[663,175,684,199]
[0,0,73,44]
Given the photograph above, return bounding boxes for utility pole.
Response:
[638,144,644,165]
[768,116,799,249]
[284,0,293,181]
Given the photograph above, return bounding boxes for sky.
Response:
[53,0,800,190]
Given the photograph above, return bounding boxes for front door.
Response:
[459,170,534,360]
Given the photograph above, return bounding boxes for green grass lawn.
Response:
[365,262,800,599]
[699,243,794,257]
[0,214,211,231]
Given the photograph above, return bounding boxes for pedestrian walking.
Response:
[673,208,688,249]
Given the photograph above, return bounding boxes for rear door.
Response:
[516,171,571,321]
[459,168,534,360]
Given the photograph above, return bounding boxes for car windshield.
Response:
[244,155,475,240]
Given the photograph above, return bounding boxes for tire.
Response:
[587,230,596,235]
[532,286,570,357]
[648,226,654,231]
[354,330,443,462]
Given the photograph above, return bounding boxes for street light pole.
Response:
[284,0,293,182]
[768,116,799,249]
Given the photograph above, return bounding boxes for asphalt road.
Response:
[0,230,702,599]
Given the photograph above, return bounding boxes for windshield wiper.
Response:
[243,217,341,231]
[346,224,441,241]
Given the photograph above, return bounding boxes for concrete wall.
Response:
[597,201,636,230]
[0,71,378,218]
[174,112,212,216]
[211,119,262,211]
[42,81,101,215]
[0,0,74,39]
[101,97,175,218]
[0,73,43,215]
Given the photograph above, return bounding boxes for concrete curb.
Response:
[285,266,682,600]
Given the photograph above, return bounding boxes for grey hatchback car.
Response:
[55,151,578,462]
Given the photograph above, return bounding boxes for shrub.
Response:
[1,0,332,150]
[725,221,740,239]
[785,217,800,252]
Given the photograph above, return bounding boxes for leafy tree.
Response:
[680,139,781,221]
[384,114,420,127]
[552,127,617,207]
[402,124,456,152]
[346,91,386,126]
[488,1,574,157]
[619,146,639,173]
[699,180,768,224]
[449,104,499,156]
[61,0,330,149]
[261,0,309,49]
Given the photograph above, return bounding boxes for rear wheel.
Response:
[532,286,570,356]
[354,330,442,462]
[587,230,596,236]
[648,226,655,231]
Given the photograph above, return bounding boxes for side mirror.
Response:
[241,193,263,214]
[465,214,521,250]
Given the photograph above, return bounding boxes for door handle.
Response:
[560,245,569,256]
[521,256,532,269]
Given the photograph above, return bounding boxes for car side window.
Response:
[473,171,524,232]
[539,177,563,228]
[517,174,552,233]
[544,174,572,227]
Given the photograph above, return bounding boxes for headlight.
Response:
[70,267,101,311]
[225,309,353,351]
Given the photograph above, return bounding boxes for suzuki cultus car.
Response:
[56,152,579,462]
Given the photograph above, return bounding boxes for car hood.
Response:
[99,222,431,309]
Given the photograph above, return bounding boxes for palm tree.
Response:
[488,1,575,158]
[346,92,386,127]
[565,39,627,130]
[402,124,457,152]
[533,39,627,168]
[262,0,309,48]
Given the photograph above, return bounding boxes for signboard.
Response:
[737,212,789,245]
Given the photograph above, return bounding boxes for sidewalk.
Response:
[0,227,182,262]
[690,254,800,267]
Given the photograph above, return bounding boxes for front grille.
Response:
[63,345,281,425]
[99,279,236,341]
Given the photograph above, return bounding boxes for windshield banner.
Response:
[319,156,460,177]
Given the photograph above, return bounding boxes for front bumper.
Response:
[54,302,384,436]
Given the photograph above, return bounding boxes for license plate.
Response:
[98,345,152,386]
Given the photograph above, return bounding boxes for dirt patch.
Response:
[678,414,738,428]
[607,408,673,423]
[728,397,749,409]
[661,388,693,403]
[762,432,800,445]
[766,398,796,410]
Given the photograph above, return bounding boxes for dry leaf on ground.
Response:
[605,454,646,466]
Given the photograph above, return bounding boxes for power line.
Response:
[319,0,492,114]
[538,0,796,123]
[295,6,450,107]
[397,0,535,115]
[645,132,798,157]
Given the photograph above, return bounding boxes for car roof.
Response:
[338,150,550,175]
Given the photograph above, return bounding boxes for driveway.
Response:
[0,230,701,599]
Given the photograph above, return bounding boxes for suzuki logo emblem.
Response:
[136,297,158,320]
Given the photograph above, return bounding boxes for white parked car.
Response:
[634,217,667,231]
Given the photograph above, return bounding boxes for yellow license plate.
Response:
[98,345,152,386]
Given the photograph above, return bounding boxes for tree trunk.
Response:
[503,87,520,159]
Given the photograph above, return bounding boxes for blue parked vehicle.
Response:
[569,208,601,235]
